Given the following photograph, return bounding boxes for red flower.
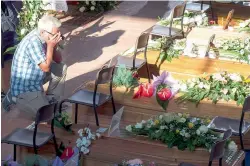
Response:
[157,88,172,101]
[60,147,74,160]
[133,84,143,99]
[141,83,154,97]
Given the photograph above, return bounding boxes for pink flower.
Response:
[126,159,143,165]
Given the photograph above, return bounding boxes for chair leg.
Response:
[75,103,78,124]
[145,62,151,83]
[93,106,99,126]
[52,135,59,156]
[219,158,222,166]
[210,1,215,22]
[111,97,116,114]
[13,145,16,161]
[34,146,38,154]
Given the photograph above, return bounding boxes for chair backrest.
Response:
[35,103,57,125]
[209,129,232,163]
[168,2,186,36]
[95,58,118,86]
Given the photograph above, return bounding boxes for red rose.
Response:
[142,83,154,97]
[157,88,172,101]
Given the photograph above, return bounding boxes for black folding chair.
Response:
[150,2,186,38]
[179,129,232,166]
[116,29,151,83]
[1,103,59,161]
[208,95,250,166]
[59,61,117,126]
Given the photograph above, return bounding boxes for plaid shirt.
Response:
[11,29,47,97]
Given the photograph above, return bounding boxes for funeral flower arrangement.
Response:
[125,113,237,151]
[133,71,180,110]
[113,65,139,89]
[78,1,117,13]
[215,37,250,63]
[238,19,250,33]
[114,159,157,166]
[76,127,101,154]
[177,71,250,106]
[158,10,208,27]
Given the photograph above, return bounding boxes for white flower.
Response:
[17,14,20,18]
[29,21,35,27]
[212,73,224,82]
[223,45,229,50]
[126,125,132,132]
[201,13,206,18]
[228,73,242,82]
[159,115,163,120]
[135,123,143,129]
[204,84,210,90]
[81,146,90,154]
[96,133,101,138]
[32,14,37,21]
[228,141,237,151]
[85,0,89,5]
[183,17,190,25]
[189,82,195,88]
[178,113,183,117]
[180,83,187,92]
[160,126,168,130]
[79,6,86,12]
[90,6,95,11]
[198,82,204,89]
[178,117,186,123]
[239,22,246,28]
[189,18,195,23]
[220,89,228,95]
[141,120,146,124]
[185,133,191,138]
[91,1,96,5]
[194,15,203,23]
[196,130,201,135]
[180,130,186,136]
[199,125,208,133]
[20,28,27,35]
[240,49,245,55]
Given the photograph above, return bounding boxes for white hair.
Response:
[38,15,61,33]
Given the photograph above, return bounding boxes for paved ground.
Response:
[1,1,179,160]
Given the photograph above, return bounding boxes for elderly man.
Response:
[2,15,67,118]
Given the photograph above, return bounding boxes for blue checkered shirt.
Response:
[11,29,47,97]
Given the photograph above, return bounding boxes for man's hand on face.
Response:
[46,32,62,48]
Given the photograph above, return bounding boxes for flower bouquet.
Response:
[76,127,101,155]
[214,37,250,63]
[133,71,179,110]
[177,71,250,106]
[114,159,156,166]
[125,113,237,151]
[238,19,250,33]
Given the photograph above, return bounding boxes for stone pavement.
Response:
[1,1,180,160]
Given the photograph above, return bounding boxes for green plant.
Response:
[126,113,237,152]
[238,19,250,33]
[158,38,186,64]
[54,112,73,132]
[17,0,46,40]
[78,1,117,13]
[215,37,250,63]
[4,0,46,55]
[177,71,250,106]
[113,65,139,89]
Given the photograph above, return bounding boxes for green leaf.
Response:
[3,45,18,55]
[156,95,169,110]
